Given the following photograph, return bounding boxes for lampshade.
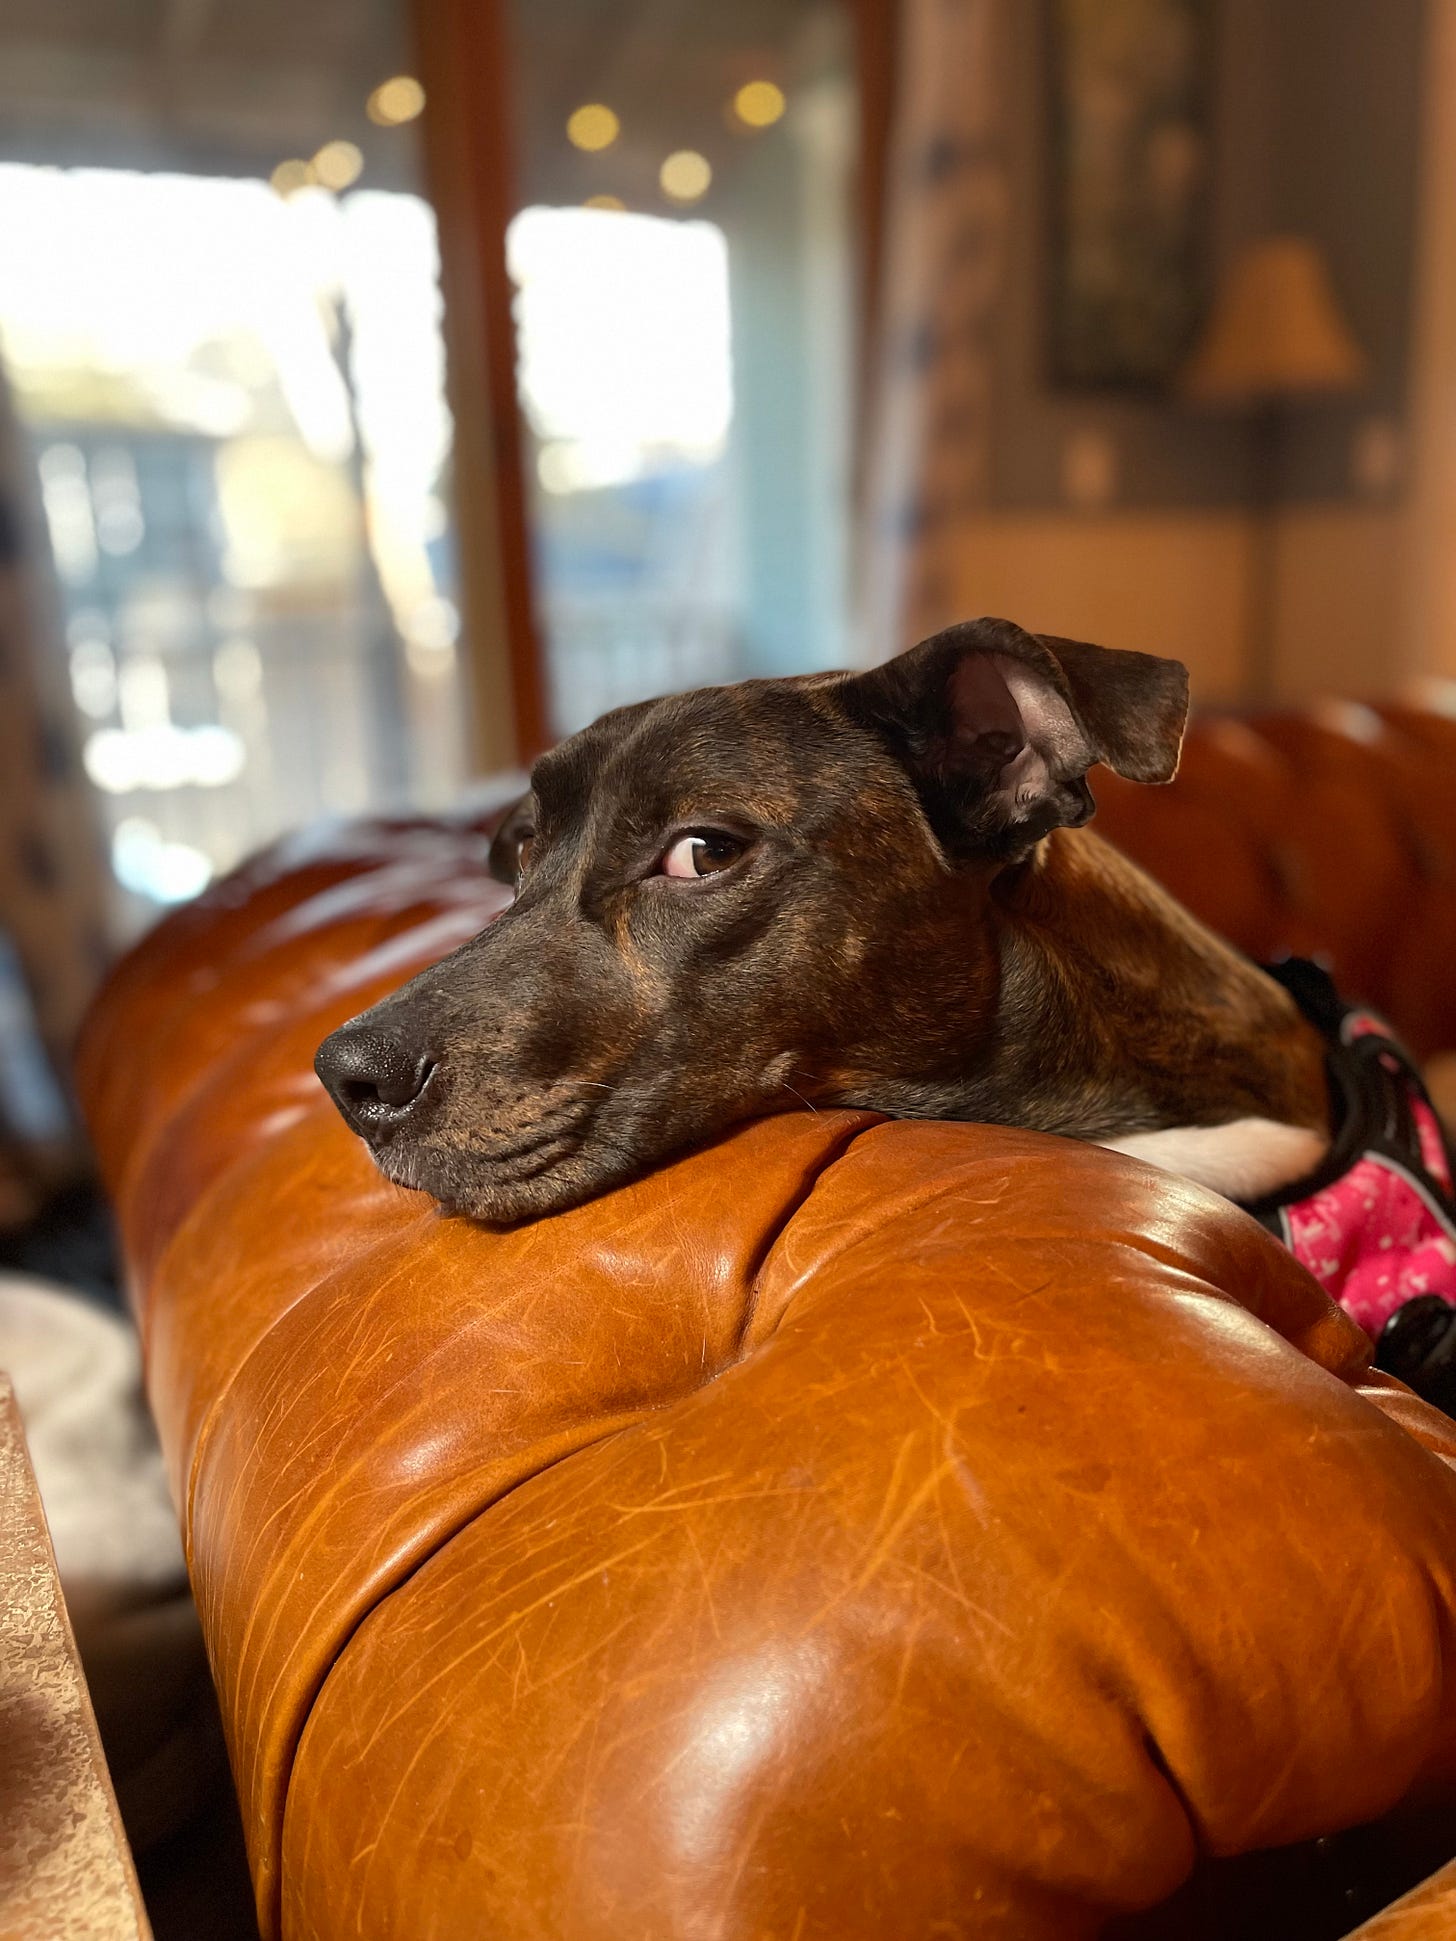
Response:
[1181,236,1368,403]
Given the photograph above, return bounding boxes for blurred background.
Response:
[2,11,1455,1927]
[0,0,1453,1208]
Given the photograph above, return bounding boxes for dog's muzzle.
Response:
[315,1022,434,1147]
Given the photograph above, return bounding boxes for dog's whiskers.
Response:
[779,1080,820,1116]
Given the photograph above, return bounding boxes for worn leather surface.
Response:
[1094,703,1456,1056]
[75,707,1456,1940]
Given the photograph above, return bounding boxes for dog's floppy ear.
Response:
[839,615,1188,859]
[487,792,536,885]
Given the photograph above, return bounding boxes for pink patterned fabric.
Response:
[1280,1012,1456,1337]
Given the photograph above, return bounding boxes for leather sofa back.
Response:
[1095,702,1456,1055]
[76,707,1456,1940]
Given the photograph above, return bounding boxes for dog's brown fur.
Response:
[316,617,1328,1222]
[984,830,1326,1137]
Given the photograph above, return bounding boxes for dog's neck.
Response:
[970,828,1330,1144]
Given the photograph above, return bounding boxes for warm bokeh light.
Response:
[367,75,426,126]
[566,103,621,152]
[270,158,315,197]
[312,140,364,191]
[660,150,712,203]
[732,80,786,129]
[583,194,626,211]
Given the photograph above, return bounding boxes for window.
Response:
[0,4,468,933]
[507,0,859,734]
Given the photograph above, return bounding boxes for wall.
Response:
[940,502,1408,704]
[933,0,1425,702]
[943,509,1251,696]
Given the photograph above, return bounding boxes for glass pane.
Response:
[0,8,468,934]
[507,0,858,735]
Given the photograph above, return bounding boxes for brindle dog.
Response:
[315,616,1329,1224]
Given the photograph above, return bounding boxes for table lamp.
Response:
[1182,236,1367,696]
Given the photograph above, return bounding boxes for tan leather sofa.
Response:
[76,702,1456,1940]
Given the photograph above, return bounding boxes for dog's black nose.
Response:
[315,1024,433,1144]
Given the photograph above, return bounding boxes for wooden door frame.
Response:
[411,0,548,768]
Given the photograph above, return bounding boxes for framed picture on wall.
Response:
[1045,0,1212,388]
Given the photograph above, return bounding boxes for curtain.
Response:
[858,0,1010,660]
[0,360,110,1198]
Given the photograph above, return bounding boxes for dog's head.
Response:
[315,617,1187,1221]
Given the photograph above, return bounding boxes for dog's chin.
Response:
[370,1133,641,1227]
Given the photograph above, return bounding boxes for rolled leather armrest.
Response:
[77,824,1456,1941]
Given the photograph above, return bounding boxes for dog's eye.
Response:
[658,832,746,879]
